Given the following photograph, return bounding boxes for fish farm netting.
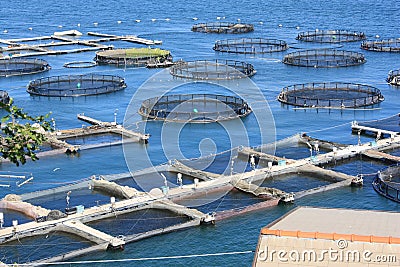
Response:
[191,22,254,34]
[296,30,366,43]
[0,58,50,77]
[63,61,97,68]
[95,48,172,67]
[139,93,251,123]
[373,164,400,203]
[354,114,400,133]
[282,49,366,68]
[387,69,400,86]
[213,38,288,54]
[361,38,400,52]
[0,90,10,104]
[169,59,256,80]
[26,74,127,97]
[277,82,384,108]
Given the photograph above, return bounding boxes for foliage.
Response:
[0,98,52,166]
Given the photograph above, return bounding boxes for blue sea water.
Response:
[0,0,400,266]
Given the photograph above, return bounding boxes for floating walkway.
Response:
[0,31,161,58]
[362,150,400,163]
[87,32,162,45]
[0,115,149,164]
[351,120,398,137]
[43,114,149,154]
[4,121,400,264]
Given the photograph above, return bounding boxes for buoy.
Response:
[278,24,282,27]
[193,108,198,113]
[375,34,380,38]
[117,20,122,24]
[315,28,319,32]
[296,26,300,30]
[216,16,221,20]
[135,19,141,23]
[28,27,33,31]
[237,18,241,22]
[259,21,263,25]
[192,17,198,21]
[58,25,63,28]
[93,22,98,26]
[3,30,8,33]
[77,23,81,27]
[151,18,157,22]
[165,18,170,21]
[77,82,81,88]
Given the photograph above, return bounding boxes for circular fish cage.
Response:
[169,59,256,80]
[63,61,97,68]
[361,38,400,52]
[373,164,400,203]
[95,48,172,67]
[0,58,50,77]
[139,94,252,123]
[282,49,366,68]
[26,74,127,97]
[213,38,288,54]
[0,90,10,105]
[296,30,366,43]
[387,69,400,86]
[191,22,254,34]
[277,82,384,108]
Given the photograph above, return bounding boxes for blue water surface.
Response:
[0,0,400,266]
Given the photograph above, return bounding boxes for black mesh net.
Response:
[27,74,127,97]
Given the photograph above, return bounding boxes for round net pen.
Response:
[27,74,127,97]
[169,59,256,80]
[95,48,172,67]
[387,69,400,86]
[282,49,366,68]
[361,38,400,52]
[139,93,252,123]
[296,30,366,43]
[373,164,400,203]
[0,58,50,77]
[63,61,97,68]
[191,22,254,34]
[0,90,10,105]
[213,38,288,54]
[277,82,384,108]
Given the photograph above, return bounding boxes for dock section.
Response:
[60,220,125,248]
[0,31,162,58]
[4,123,400,264]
